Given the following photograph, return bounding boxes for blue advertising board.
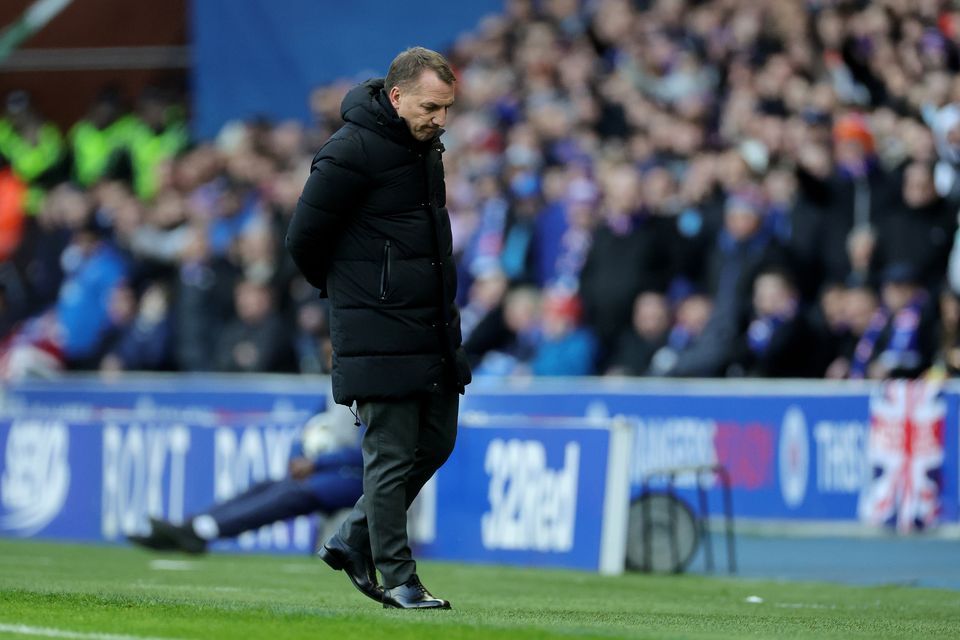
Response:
[461,378,958,527]
[1,375,958,572]
[0,412,314,554]
[413,417,633,574]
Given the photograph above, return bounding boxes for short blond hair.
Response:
[385,47,455,92]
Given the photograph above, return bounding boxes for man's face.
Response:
[389,70,455,141]
[903,162,935,209]
[753,274,795,318]
[882,281,916,313]
[633,292,669,339]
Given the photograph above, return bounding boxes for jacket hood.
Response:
[340,78,437,149]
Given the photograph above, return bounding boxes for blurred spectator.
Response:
[792,113,895,289]
[579,164,672,362]
[54,198,130,368]
[0,91,67,211]
[174,226,238,372]
[0,157,26,264]
[2,183,77,331]
[462,173,510,280]
[807,282,852,377]
[706,188,787,316]
[119,88,188,200]
[730,268,817,377]
[460,268,508,342]
[68,87,131,188]
[292,299,331,375]
[100,282,174,372]
[648,293,714,377]
[850,264,936,380]
[531,292,597,376]
[825,281,881,380]
[0,313,64,381]
[94,281,139,362]
[675,188,789,377]
[214,278,295,373]
[845,225,877,290]
[935,285,960,376]
[469,286,541,376]
[923,101,960,202]
[873,161,956,289]
[606,291,671,376]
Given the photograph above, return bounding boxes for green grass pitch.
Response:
[0,539,958,639]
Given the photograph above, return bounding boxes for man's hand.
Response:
[288,457,315,480]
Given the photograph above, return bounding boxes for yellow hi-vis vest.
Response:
[124,118,188,200]
[68,115,134,187]
[0,119,65,183]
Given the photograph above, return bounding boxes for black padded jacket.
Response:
[286,78,471,405]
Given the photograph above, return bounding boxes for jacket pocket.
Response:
[379,240,392,302]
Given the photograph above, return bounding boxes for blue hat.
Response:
[881,262,921,286]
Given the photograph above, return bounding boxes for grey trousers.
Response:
[336,391,458,588]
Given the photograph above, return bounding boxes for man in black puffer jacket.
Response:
[286,47,470,610]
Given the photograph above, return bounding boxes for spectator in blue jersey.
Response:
[536,166,596,292]
[54,202,129,368]
[128,401,362,554]
[850,264,937,380]
[531,291,597,376]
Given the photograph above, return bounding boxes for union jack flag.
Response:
[858,380,945,533]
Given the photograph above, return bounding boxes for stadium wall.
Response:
[0,375,956,569]
[190,0,504,139]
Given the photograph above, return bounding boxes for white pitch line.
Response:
[0,623,183,640]
[147,560,196,571]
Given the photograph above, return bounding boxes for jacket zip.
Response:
[379,240,391,302]
[421,149,458,379]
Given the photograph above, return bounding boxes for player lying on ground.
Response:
[128,403,362,554]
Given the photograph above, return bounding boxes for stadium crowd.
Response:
[3,0,960,381]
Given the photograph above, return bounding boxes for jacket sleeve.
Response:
[286,135,370,296]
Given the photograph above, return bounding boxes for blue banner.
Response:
[461,379,959,526]
[2,375,957,569]
[0,414,314,554]
[414,422,622,572]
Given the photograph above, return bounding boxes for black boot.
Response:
[382,574,450,610]
[317,535,383,603]
[128,517,206,554]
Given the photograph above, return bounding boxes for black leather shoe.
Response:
[127,527,177,551]
[382,574,450,609]
[317,536,383,603]
[128,518,207,554]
